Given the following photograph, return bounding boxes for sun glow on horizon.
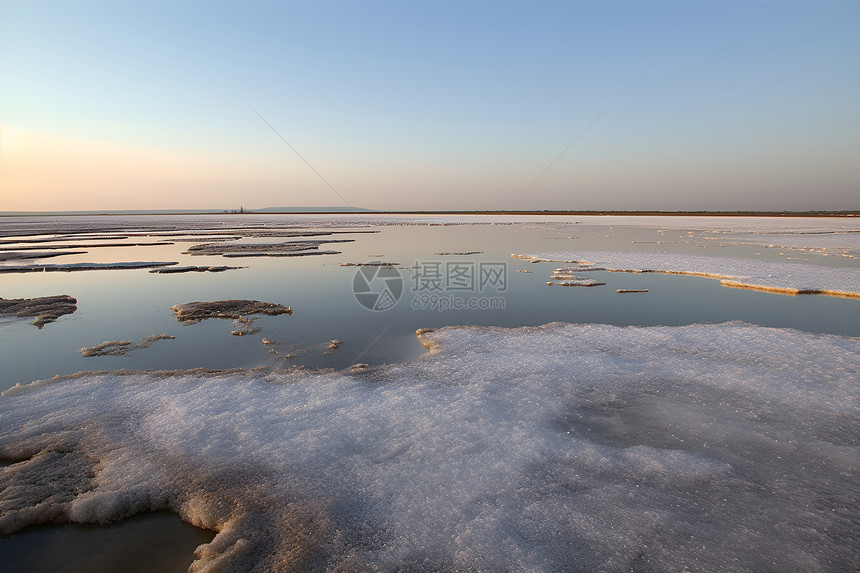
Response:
[0,128,342,211]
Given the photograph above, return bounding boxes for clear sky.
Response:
[1,0,858,212]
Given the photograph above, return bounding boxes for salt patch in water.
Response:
[170,300,293,323]
[0,251,88,261]
[514,252,860,298]
[183,240,353,258]
[0,262,179,273]
[0,295,78,328]
[149,266,244,274]
[81,334,176,357]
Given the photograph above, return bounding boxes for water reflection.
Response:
[1,219,859,390]
[0,511,214,573]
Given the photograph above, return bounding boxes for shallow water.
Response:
[1,217,858,389]
[0,214,858,571]
[0,511,214,573]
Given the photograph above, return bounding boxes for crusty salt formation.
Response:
[0,295,78,328]
[514,251,860,298]
[149,266,244,274]
[1,323,857,571]
[81,334,175,357]
[0,262,179,273]
[170,300,292,324]
[0,251,87,261]
[182,240,352,258]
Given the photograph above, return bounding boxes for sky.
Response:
[1,0,858,212]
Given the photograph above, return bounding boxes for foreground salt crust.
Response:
[1,323,857,572]
[514,251,860,297]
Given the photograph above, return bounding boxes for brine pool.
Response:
[1,214,858,572]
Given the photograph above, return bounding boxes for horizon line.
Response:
[1,208,858,218]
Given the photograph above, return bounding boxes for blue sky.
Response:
[1,0,858,211]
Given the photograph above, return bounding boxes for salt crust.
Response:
[0,262,178,273]
[171,300,292,324]
[1,323,857,571]
[514,251,860,298]
[0,295,77,328]
[81,334,175,357]
[183,240,352,258]
[149,266,244,274]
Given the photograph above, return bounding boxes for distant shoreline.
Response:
[324,210,859,218]
[1,210,857,218]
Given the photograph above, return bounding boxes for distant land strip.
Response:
[1,209,858,217]
[328,210,860,217]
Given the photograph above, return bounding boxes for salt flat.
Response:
[1,323,857,572]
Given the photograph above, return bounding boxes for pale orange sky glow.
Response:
[3,125,856,213]
[0,128,317,211]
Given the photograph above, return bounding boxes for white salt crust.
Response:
[1,323,858,572]
[514,251,860,298]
